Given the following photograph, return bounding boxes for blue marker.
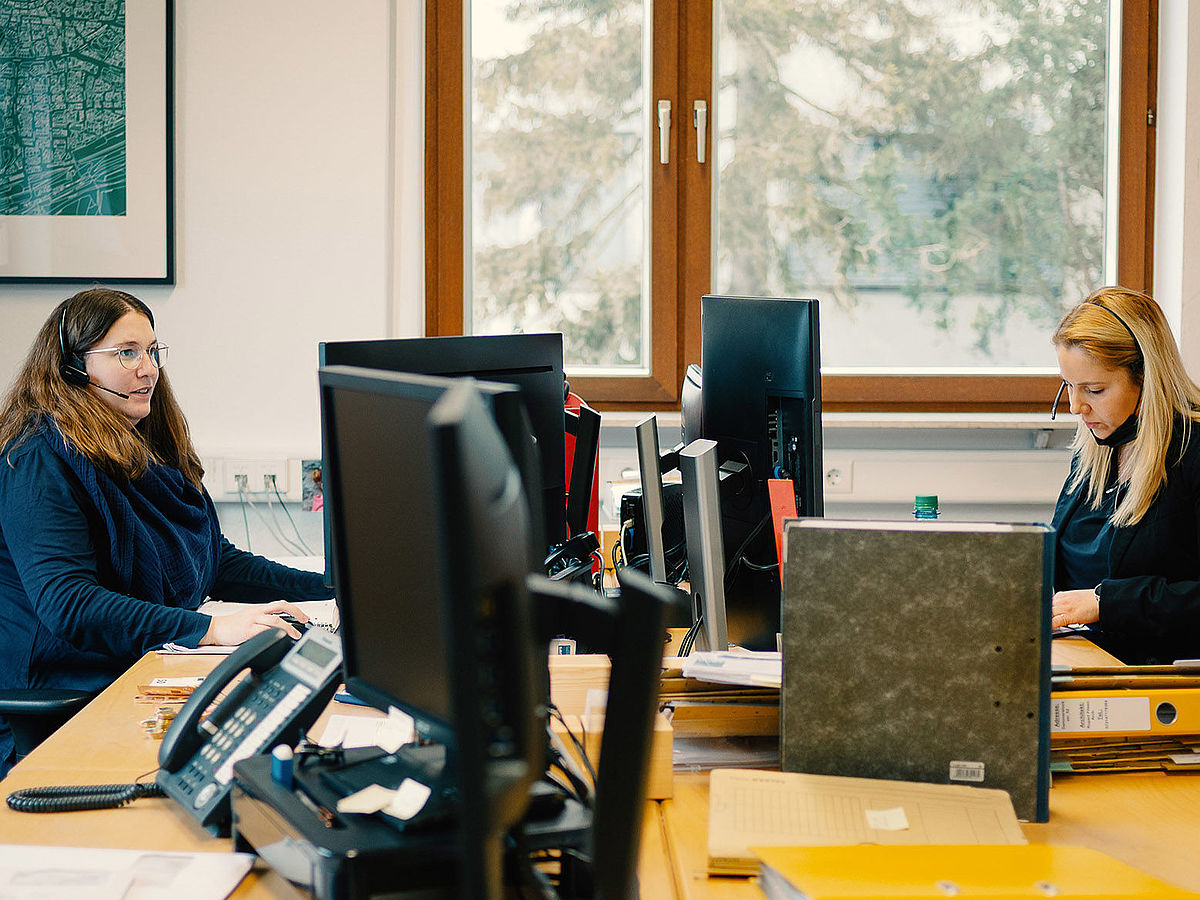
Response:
[271,744,294,790]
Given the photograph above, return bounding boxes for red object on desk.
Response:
[768,478,797,567]
[565,390,600,537]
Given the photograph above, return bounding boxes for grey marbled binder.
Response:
[780,519,1052,822]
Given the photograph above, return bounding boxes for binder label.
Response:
[948,760,985,782]
[1051,696,1151,733]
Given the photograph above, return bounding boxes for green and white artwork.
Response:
[0,0,127,216]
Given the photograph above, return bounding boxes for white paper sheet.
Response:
[0,846,253,900]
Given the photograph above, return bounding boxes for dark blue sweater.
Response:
[0,428,333,774]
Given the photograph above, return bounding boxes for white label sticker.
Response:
[386,777,433,821]
[1050,696,1151,733]
[864,806,910,831]
[948,760,985,782]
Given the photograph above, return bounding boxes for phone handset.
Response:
[159,628,292,773]
[155,627,343,836]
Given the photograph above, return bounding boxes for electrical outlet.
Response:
[823,456,853,494]
[222,458,289,495]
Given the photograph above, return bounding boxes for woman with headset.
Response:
[0,288,333,775]
[1050,286,1200,665]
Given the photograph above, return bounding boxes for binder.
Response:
[753,844,1195,899]
[1051,687,1200,738]
[780,520,1053,822]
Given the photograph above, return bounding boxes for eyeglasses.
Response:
[82,343,168,370]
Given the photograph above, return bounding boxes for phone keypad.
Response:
[173,676,314,810]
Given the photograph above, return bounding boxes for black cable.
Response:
[678,612,703,657]
[547,705,597,801]
[269,474,315,555]
[7,769,164,813]
[723,512,772,590]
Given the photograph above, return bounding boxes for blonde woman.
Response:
[1050,286,1200,664]
[0,288,331,775]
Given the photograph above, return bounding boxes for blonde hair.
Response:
[1052,286,1200,526]
[0,288,203,488]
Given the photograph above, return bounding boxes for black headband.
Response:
[1088,299,1144,362]
[1050,299,1145,420]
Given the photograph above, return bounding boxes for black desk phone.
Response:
[156,626,342,835]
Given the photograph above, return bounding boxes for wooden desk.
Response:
[655,635,1200,898]
[0,651,675,899]
[0,653,299,897]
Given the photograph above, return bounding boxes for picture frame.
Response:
[0,1,174,284]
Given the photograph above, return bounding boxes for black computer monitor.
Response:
[318,334,567,553]
[318,366,541,740]
[427,380,545,899]
[318,366,544,896]
[698,294,824,649]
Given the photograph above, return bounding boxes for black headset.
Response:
[58,305,91,388]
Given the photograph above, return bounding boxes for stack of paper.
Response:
[679,650,782,688]
[661,654,779,739]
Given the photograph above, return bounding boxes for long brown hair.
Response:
[1052,286,1200,526]
[0,288,204,488]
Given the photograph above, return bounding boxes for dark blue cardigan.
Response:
[1052,427,1200,665]
[0,426,333,773]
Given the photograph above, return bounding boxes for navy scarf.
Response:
[39,425,220,610]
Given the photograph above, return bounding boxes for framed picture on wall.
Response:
[0,0,174,284]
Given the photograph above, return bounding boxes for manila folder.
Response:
[707,768,1024,876]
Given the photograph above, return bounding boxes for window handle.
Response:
[657,100,672,165]
[693,100,708,164]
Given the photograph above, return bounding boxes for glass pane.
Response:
[714,0,1115,369]
[469,1,649,373]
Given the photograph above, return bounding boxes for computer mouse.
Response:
[273,613,309,637]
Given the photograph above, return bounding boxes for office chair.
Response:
[0,689,96,765]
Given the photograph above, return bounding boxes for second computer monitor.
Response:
[319,333,567,551]
[699,294,824,648]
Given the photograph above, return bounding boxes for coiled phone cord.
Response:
[7,775,164,813]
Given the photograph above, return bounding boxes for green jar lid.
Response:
[913,495,940,518]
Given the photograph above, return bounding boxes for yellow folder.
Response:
[1051,687,1200,738]
[753,844,1196,899]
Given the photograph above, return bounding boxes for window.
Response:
[427,0,1156,411]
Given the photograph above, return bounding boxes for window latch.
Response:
[657,100,672,165]
[693,100,708,164]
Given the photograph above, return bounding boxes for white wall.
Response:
[1157,0,1200,364]
[0,0,417,468]
[1,1,1197,536]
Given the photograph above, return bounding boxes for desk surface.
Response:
[4,636,1195,900]
[655,634,1200,898]
[0,653,299,898]
[0,651,674,899]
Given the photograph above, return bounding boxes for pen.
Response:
[293,786,340,828]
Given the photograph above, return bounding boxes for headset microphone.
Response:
[90,382,130,400]
[59,306,130,400]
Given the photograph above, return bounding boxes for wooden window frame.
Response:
[426,0,1157,413]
